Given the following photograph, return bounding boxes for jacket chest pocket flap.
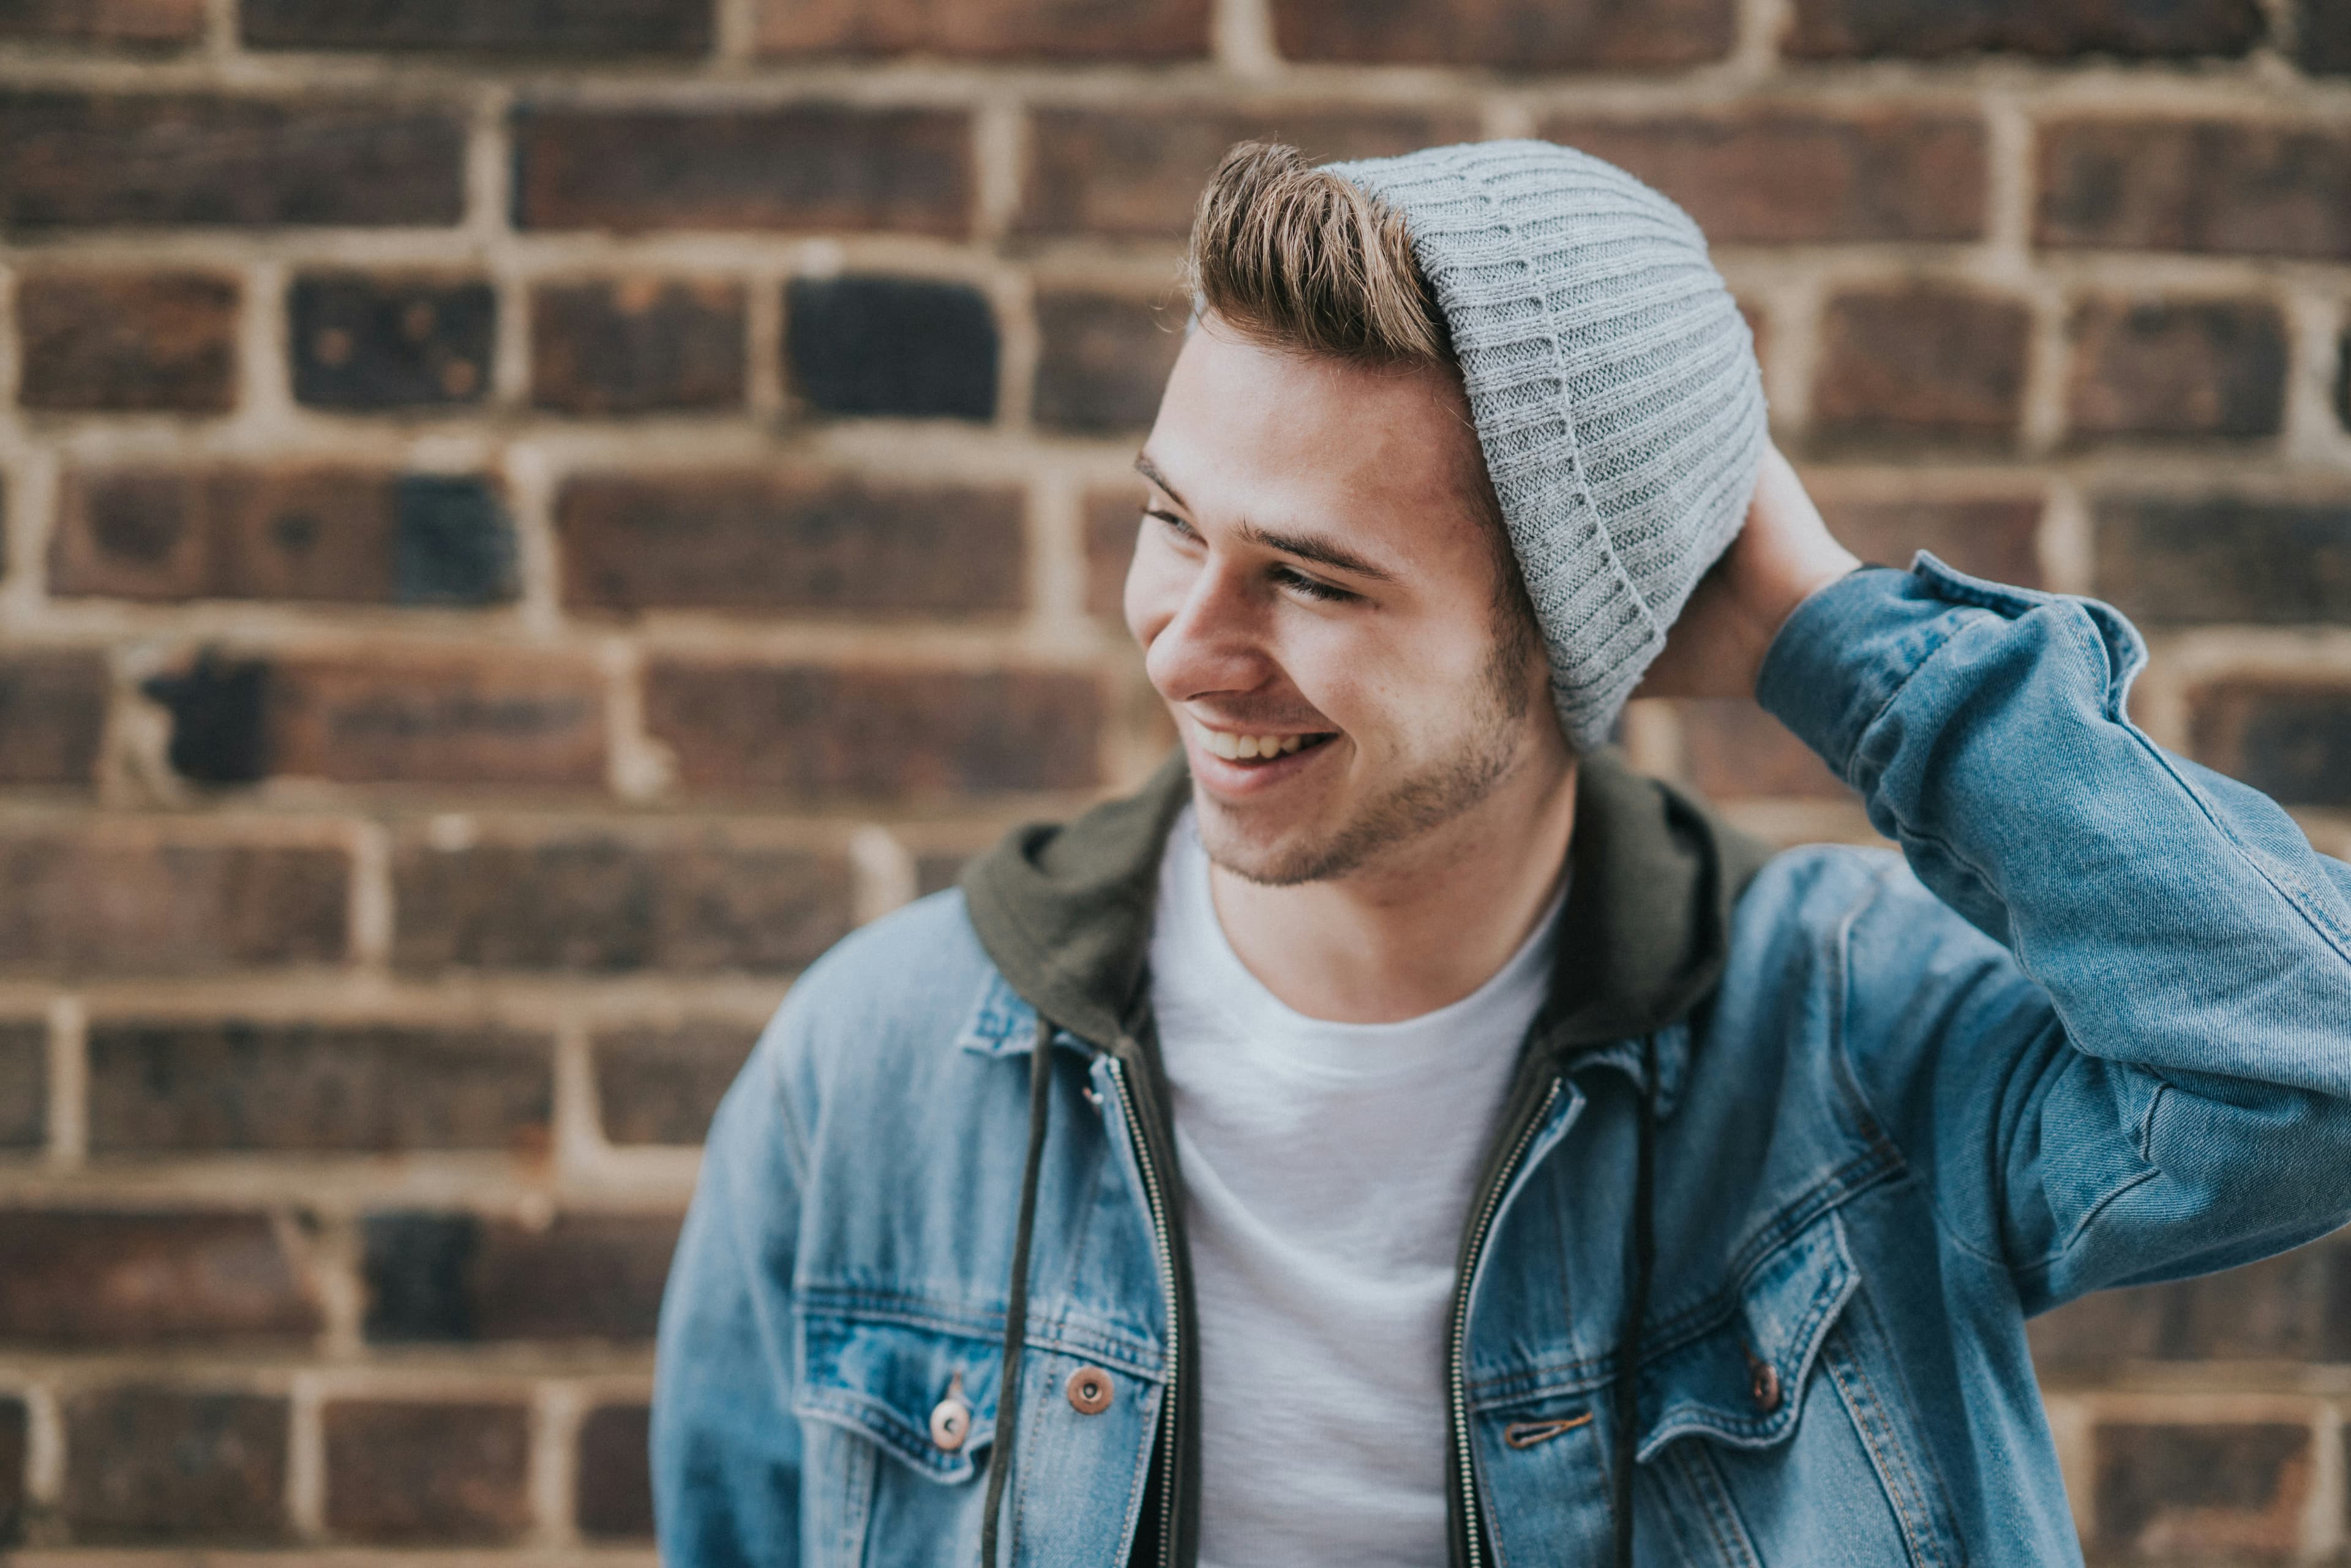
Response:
[795,1310,1002,1485]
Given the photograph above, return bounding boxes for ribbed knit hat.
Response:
[1324,140,1769,752]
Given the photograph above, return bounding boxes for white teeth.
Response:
[1199,724,1314,762]
[1237,735,1261,759]
[1281,735,1300,754]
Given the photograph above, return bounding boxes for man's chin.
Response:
[1191,787,1360,888]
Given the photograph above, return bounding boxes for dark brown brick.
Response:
[392,836,853,973]
[2030,1234,2351,1366]
[2189,678,2351,807]
[531,278,743,415]
[1271,0,1733,67]
[290,274,493,411]
[1676,700,1847,800]
[362,1210,678,1342]
[231,652,603,787]
[17,271,238,413]
[1543,110,1987,244]
[2067,297,2287,441]
[786,274,998,421]
[1086,486,1145,620]
[514,105,970,235]
[1811,487,2045,588]
[0,834,347,973]
[0,1210,319,1345]
[1019,107,1477,240]
[647,662,1103,800]
[0,650,108,787]
[1785,0,2262,59]
[1812,285,2031,447]
[0,0,206,47]
[1035,290,1185,434]
[0,93,466,228]
[577,1402,653,1539]
[560,471,1023,617]
[2038,118,2351,260]
[0,1021,43,1152]
[2092,1422,2311,1559]
[323,1400,531,1544]
[2093,495,2351,626]
[915,850,970,896]
[2304,0,2351,72]
[246,0,710,53]
[88,1020,550,1157]
[64,1387,287,1543]
[757,0,1207,59]
[54,467,515,607]
[596,1021,754,1144]
[0,1397,22,1545]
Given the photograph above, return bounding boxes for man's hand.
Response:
[1635,444,1862,702]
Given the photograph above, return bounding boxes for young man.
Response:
[653,140,2351,1567]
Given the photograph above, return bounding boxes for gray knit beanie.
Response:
[1324,140,1769,752]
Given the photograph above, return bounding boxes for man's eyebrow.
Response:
[1133,453,1397,585]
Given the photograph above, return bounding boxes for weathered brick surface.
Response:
[87,1020,552,1156]
[1035,290,1186,433]
[576,1402,654,1539]
[362,1210,679,1343]
[323,1400,533,1544]
[0,834,348,973]
[0,94,467,228]
[2091,1422,2312,1559]
[0,1021,43,1150]
[290,274,495,411]
[63,1387,288,1543]
[1783,0,2263,59]
[1086,487,1144,619]
[16,271,240,413]
[2066,297,2287,441]
[647,662,1103,799]
[1270,0,1734,69]
[0,1210,319,1345]
[756,0,1209,60]
[531,278,744,415]
[559,470,1025,615]
[2038,119,2351,260]
[1812,285,2031,446]
[513,106,971,234]
[784,275,998,421]
[246,0,711,54]
[2188,679,2351,807]
[2304,0,2351,72]
[0,1397,23,1545]
[0,0,206,47]
[595,1020,755,1144]
[1542,110,1988,244]
[1812,490,2046,587]
[392,835,853,972]
[2092,496,2351,625]
[2031,1235,2351,1365]
[0,649,108,787]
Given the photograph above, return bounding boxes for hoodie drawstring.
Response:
[980,1013,1057,1568]
[1611,1031,1660,1568]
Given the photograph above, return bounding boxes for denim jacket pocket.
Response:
[796,1308,1006,1484]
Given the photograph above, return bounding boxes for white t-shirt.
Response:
[1146,808,1565,1567]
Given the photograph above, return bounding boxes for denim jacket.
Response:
[654,555,2351,1567]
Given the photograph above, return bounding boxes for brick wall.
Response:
[0,0,2346,1559]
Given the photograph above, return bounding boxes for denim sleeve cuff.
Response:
[1753,558,1962,782]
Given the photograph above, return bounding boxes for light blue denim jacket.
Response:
[654,555,2351,1566]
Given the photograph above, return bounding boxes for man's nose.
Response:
[1142,558,1275,703]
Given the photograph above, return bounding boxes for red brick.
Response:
[1676,700,1847,800]
[250,652,604,788]
[1018,107,1477,240]
[2092,1422,2311,1559]
[1812,285,2031,447]
[1271,0,1733,67]
[558,471,1024,616]
[87,1020,550,1157]
[0,1021,43,1152]
[2304,0,2351,72]
[531,278,744,415]
[392,835,853,973]
[0,93,466,228]
[290,273,493,411]
[1086,486,1145,620]
[361,1210,678,1342]
[0,1397,21,1545]
[0,0,205,47]
[0,833,347,973]
[1035,290,1185,434]
[513,105,970,235]
[323,1400,531,1544]
[1810,487,2045,587]
[2030,1234,2351,1365]
[594,1021,754,1144]
[2067,297,2287,440]
[54,466,515,608]
[786,274,997,421]
[2038,118,2351,260]
[2189,678,2351,807]
[0,1210,319,1345]
[576,1403,653,1539]
[756,0,1208,59]
[646,661,1103,800]
[63,1387,287,1543]
[2092,495,2351,625]
[1785,0,2262,59]
[245,0,709,53]
[16,270,238,413]
[1542,109,1988,244]
[0,650,108,787]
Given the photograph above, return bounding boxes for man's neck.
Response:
[1206,757,1579,1025]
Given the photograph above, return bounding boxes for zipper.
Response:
[1105,1055,1180,1568]
[1449,1076,1562,1568]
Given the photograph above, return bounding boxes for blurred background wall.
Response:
[0,0,2345,1559]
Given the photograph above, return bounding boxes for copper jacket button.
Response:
[929,1374,972,1452]
[1750,1360,1783,1416]
[1065,1367,1114,1415]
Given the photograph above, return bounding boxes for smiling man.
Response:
[653,141,2351,1567]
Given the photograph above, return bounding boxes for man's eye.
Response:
[1273,566,1355,604]
[1143,508,1196,541]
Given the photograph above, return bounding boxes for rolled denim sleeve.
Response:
[1758,552,2351,1309]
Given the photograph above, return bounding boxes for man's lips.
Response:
[1185,717,1340,792]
